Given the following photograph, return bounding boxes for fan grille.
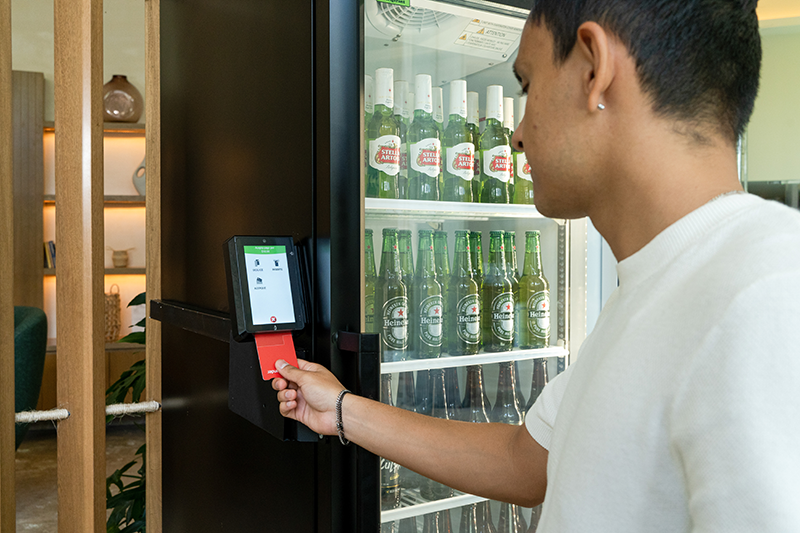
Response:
[377,3,456,33]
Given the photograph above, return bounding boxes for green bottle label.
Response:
[410,138,441,178]
[516,152,532,182]
[417,295,444,347]
[527,291,550,338]
[369,135,401,175]
[382,296,409,350]
[456,294,481,345]
[482,145,512,182]
[446,142,475,181]
[491,292,515,342]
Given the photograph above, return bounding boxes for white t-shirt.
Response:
[526,193,800,532]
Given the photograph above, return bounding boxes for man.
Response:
[274,0,800,530]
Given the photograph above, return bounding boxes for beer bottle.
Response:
[398,229,415,288]
[433,86,446,196]
[460,504,480,533]
[365,74,374,173]
[407,92,414,125]
[399,517,419,533]
[408,75,442,201]
[433,231,451,352]
[462,366,490,424]
[416,369,432,416]
[444,367,462,421]
[420,369,454,501]
[382,522,398,533]
[502,97,516,201]
[365,229,377,334]
[377,228,409,362]
[380,374,401,510]
[519,231,550,349]
[526,358,549,411]
[412,230,443,359]
[422,513,441,533]
[503,231,520,349]
[491,362,523,426]
[395,80,410,199]
[396,371,423,490]
[439,509,454,533]
[469,231,484,292]
[514,361,527,417]
[482,231,514,352]
[497,502,525,533]
[367,68,401,198]
[479,86,512,203]
[480,502,498,533]
[467,91,481,202]
[526,506,541,533]
[443,80,474,202]
[449,231,481,356]
[513,95,534,205]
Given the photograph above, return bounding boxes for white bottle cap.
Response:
[486,85,503,123]
[365,75,374,115]
[503,97,515,130]
[394,80,408,117]
[406,92,414,121]
[374,68,394,109]
[414,74,432,114]
[467,91,479,125]
[432,87,444,124]
[449,80,467,119]
[517,94,527,128]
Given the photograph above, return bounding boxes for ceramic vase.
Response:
[103,75,143,123]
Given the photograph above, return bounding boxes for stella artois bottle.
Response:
[433,231,451,352]
[479,86,512,203]
[380,374,402,510]
[443,80,474,202]
[503,96,516,201]
[367,68,401,198]
[503,231,520,348]
[377,228,409,362]
[365,75,373,175]
[519,231,550,349]
[420,369,454,501]
[469,230,484,292]
[412,230,443,359]
[408,74,442,201]
[467,91,481,202]
[407,92,414,125]
[449,231,481,356]
[365,229,377,334]
[395,80,409,199]
[513,95,534,204]
[433,86,446,196]
[482,231,514,352]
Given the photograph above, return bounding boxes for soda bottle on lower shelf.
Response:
[433,231,451,353]
[496,502,525,533]
[491,362,523,426]
[420,369,454,501]
[381,375,401,510]
[399,517,419,533]
[482,232,514,352]
[443,367,462,421]
[462,365,490,424]
[366,229,377,334]
[519,231,550,350]
[396,371,423,490]
[526,358,549,411]
[449,231,481,355]
[377,228,409,363]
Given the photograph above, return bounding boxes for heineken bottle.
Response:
[433,231,451,353]
[503,97,516,201]
[526,357,549,411]
[377,228,409,362]
[398,229,415,287]
[420,369,454,501]
[365,229,377,334]
[380,374,401,510]
[365,74,374,174]
[412,230,443,359]
[469,230,484,292]
[513,95,534,205]
[408,75,441,201]
[503,232,520,348]
[467,91,481,202]
[395,80,409,199]
[519,231,550,349]
[449,231,481,356]
[433,86,445,196]
[479,86,512,204]
[482,231,514,352]
[443,80,474,202]
[367,68,401,199]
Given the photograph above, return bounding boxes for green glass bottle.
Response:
[433,231,451,353]
[412,230,443,359]
[467,91,481,203]
[364,74,373,175]
[394,79,409,200]
[479,86,512,204]
[398,229,415,289]
[469,230,484,292]
[367,68,401,199]
[513,95,534,205]
[376,228,409,362]
[504,231,520,348]
[380,374,401,510]
[449,231,480,355]
[408,74,441,201]
[519,230,550,349]
[432,86,445,197]
[365,229,377,334]
[503,96,516,202]
[443,80,474,202]
[481,231,514,352]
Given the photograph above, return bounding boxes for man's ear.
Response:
[575,21,615,113]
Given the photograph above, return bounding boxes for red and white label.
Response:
[516,152,532,182]
[446,142,475,181]
[410,138,441,178]
[369,135,401,176]
[482,145,512,182]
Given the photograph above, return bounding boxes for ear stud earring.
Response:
[598,103,606,110]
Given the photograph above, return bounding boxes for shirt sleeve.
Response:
[525,363,573,451]
[670,273,800,532]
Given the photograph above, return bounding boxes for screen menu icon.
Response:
[243,245,296,326]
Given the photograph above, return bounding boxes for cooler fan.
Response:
[367,1,458,36]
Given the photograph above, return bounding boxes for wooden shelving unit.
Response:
[43,267,146,276]
[44,194,146,207]
[43,120,145,133]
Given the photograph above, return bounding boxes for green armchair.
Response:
[14,306,48,449]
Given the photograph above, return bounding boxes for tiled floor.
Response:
[15,422,146,532]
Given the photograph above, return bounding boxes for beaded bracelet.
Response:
[335,389,351,445]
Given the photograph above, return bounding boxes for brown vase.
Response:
[103,75,143,123]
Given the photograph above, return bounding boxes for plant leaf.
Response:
[118,331,146,345]
[127,292,146,307]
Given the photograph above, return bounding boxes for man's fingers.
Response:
[277,389,297,403]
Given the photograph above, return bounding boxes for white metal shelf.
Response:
[381,346,567,374]
[365,198,549,221]
[381,490,486,523]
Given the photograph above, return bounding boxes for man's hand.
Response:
[272,358,346,436]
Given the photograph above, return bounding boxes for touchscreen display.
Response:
[243,245,296,326]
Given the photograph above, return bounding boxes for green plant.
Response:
[106,292,147,533]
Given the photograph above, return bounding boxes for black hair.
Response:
[528,0,761,144]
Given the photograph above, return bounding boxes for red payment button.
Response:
[254,331,297,380]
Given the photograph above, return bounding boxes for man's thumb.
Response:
[276,359,301,381]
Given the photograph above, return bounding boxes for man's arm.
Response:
[273,359,548,508]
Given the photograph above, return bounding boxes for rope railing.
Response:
[14,400,162,424]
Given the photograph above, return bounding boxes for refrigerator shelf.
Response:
[380,346,568,374]
[365,198,550,221]
[381,490,487,523]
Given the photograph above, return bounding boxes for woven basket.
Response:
[105,284,121,342]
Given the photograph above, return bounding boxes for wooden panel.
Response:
[144,0,163,530]
[12,71,44,310]
[0,0,17,529]
[53,0,106,531]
